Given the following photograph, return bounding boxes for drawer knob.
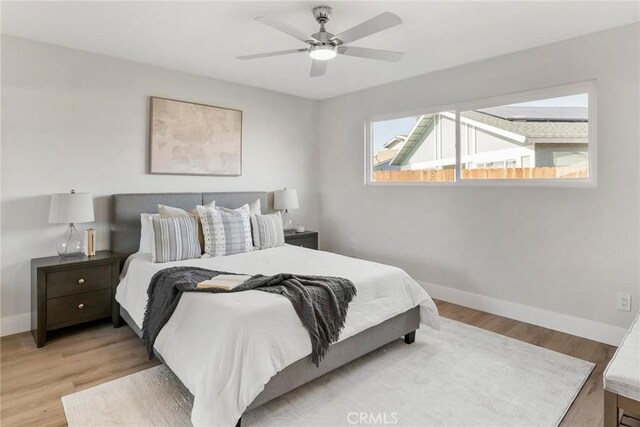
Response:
[78,278,85,285]
[78,304,85,310]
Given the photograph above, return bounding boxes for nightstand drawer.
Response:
[47,265,111,299]
[46,289,112,329]
[287,237,318,250]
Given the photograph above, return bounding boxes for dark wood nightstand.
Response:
[31,250,121,347]
[284,230,318,250]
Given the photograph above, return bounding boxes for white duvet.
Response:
[116,245,439,426]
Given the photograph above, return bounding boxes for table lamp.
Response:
[274,188,299,231]
[49,190,94,257]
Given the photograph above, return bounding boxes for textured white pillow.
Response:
[150,216,201,263]
[158,201,214,254]
[196,204,253,257]
[139,213,160,253]
[251,212,285,249]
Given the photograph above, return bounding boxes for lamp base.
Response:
[282,210,295,231]
[57,223,83,258]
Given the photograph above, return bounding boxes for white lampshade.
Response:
[274,188,299,210]
[49,192,95,224]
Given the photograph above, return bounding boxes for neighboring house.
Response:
[373,134,405,171]
[375,107,588,171]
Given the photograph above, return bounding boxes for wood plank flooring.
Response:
[1,301,616,426]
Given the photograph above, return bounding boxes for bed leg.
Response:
[604,390,618,427]
[404,331,416,344]
[235,417,242,427]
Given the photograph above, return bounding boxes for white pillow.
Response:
[249,198,261,216]
[158,201,214,254]
[215,199,261,216]
[150,216,201,263]
[196,204,253,257]
[158,201,215,218]
[251,212,285,249]
[139,213,160,253]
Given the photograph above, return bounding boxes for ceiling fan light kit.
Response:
[309,45,337,61]
[237,4,405,77]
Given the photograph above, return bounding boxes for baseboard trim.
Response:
[1,313,31,337]
[419,281,627,347]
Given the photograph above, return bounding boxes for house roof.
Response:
[390,115,434,166]
[373,148,399,166]
[477,106,587,122]
[389,108,588,166]
[463,110,588,139]
[382,134,407,149]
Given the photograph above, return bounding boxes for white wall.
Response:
[1,36,319,336]
[318,24,640,342]
[3,24,639,344]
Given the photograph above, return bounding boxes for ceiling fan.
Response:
[237,5,404,77]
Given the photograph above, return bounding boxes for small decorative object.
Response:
[295,226,306,233]
[49,190,94,258]
[84,228,96,257]
[149,97,242,176]
[274,188,299,231]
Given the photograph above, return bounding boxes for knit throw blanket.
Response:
[142,267,357,367]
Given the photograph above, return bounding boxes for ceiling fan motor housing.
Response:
[311,5,341,45]
[312,5,333,24]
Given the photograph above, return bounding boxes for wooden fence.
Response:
[373,167,588,182]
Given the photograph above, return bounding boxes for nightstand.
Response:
[284,230,318,250]
[31,250,121,347]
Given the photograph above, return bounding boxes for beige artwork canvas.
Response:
[149,97,242,176]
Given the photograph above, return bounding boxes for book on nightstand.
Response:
[197,274,252,290]
[83,228,96,257]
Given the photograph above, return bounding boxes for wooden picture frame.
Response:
[149,96,242,176]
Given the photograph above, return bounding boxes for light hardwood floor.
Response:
[1,300,615,426]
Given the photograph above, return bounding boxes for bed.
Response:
[111,192,439,426]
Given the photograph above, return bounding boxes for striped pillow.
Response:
[196,204,253,257]
[150,216,201,263]
[251,212,285,249]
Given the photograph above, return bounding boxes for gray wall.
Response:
[1,36,320,335]
[318,24,640,332]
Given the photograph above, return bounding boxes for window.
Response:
[370,111,455,182]
[367,82,595,185]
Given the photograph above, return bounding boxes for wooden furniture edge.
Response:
[605,389,640,427]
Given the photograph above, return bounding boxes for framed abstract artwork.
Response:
[149,97,242,176]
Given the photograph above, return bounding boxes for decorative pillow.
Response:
[150,216,201,263]
[196,204,253,257]
[251,212,285,249]
[249,198,261,216]
[158,201,214,253]
[212,198,261,216]
[139,213,160,253]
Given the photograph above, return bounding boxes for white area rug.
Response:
[62,318,594,426]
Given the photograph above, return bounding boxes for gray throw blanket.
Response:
[142,267,357,366]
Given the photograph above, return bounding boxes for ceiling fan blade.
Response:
[334,12,401,45]
[237,49,307,60]
[310,60,327,77]
[338,46,404,62]
[255,16,314,43]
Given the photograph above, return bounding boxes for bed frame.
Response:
[110,192,420,424]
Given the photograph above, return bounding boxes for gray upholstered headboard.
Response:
[110,191,271,256]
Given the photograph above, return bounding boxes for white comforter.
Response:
[116,245,439,426]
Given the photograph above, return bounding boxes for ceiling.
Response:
[2,1,639,100]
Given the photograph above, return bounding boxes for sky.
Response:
[372,93,588,152]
